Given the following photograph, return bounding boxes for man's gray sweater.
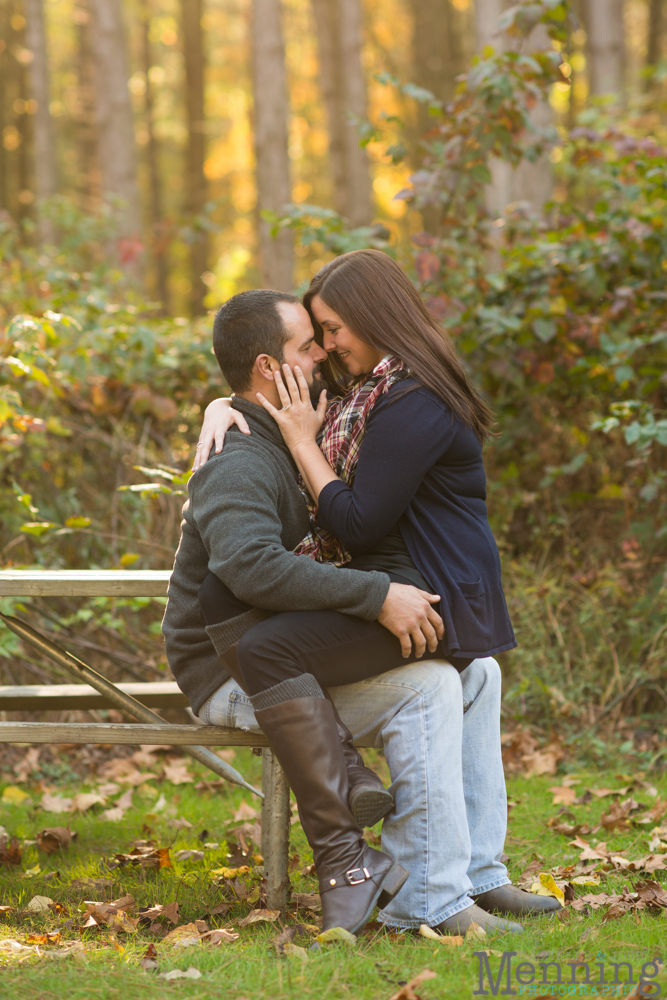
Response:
[162,398,390,714]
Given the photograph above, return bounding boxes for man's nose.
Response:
[314,343,329,361]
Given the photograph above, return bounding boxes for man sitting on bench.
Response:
[163,290,556,933]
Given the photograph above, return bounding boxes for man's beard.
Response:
[308,372,329,403]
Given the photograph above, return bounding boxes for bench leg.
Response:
[261,748,291,912]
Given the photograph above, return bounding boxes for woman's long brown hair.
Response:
[303,249,494,441]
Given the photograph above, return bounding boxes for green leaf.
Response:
[20,521,58,537]
[65,516,92,528]
[533,318,557,342]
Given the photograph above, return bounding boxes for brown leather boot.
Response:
[324,692,395,829]
[254,696,409,935]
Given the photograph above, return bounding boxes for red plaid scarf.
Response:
[294,354,410,565]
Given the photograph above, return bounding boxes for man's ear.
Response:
[255,354,277,382]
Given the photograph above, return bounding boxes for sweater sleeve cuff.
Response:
[317,479,350,531]
[361,571,391,621]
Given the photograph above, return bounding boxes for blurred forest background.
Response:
[1,0,666,739]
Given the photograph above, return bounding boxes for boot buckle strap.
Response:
[345,866,371,886]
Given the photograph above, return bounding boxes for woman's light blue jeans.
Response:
[197,657,510,928]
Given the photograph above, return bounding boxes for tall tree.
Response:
[646,0,664,86]
[474,0,504,52]
[311,0,373,226]
[24,0,57,241]
[0,2,9,213]
[582,0,625,98]
[141,3,169,311]
[88,0,141,241]
[252,0,293,290]
[73,1,99,208]
[181,0,207,315]
[411,0,470,126]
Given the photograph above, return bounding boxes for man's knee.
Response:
[461,657,501,710]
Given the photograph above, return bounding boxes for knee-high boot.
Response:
[252,680,408,934]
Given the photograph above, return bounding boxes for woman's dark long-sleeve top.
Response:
[316,379,517,660]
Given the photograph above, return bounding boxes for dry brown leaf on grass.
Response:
[388,969,437,1000]
[27,895,54,913]
[0,834,22,866]
[633,799,667,825]
[418,925,463,946]
[600,798,641,832]
[162,759,193,785]
[14,747,42,783]
[273,924,310,955]
[548,786,578,806]
[109,840,172,870]
[138,901,179,927]
[0,905,15,915]
[139,942,159,971]
[37,827,76,853]
[227,821,262,853]
[172,817,193,830]
[101,788,134,823]
[590,787,630,798]
[238,908,281,927]
[40,793,73,814]
[292,892,321,913]
[71,792,106,813]
[69,877,112,892]
[569,836,610,861]
[174,849,205,861]
[199,928,239,944]
[233,801,259,822]
[163,922,203,947]
[26,931,61,946]
[159,967,201,981]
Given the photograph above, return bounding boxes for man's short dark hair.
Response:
[212,289,299,393]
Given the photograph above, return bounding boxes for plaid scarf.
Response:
[294,354,411,566]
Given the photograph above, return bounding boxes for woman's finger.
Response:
[281,364,302,406]
[293,365,312,406]
[316,389,328,422]
[273,370,292,409]
[229,409,251,436]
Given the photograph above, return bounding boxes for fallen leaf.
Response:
[530,873,565,905]
[139,942,159,971]
[292,892,321,912]
[162,759,193,785]
[172,817,193,830]
[590,787,630,798]
[238,909,281,927]
[418,925,463,945]
[389,969,437,1000]
[633,799,667,825]
[14,747,42,783]
[174,850,205,861]
[200,928,239,944]
[465,921,487,941]
[110,845,171,870]
[2,785,31,807]
[569,836,610,861]
[549,786,578,806]
[0,905,14,914]
[138,901,179,926]
[27,895,54,912]
[159,967,202,980]
[69,877,112,892]
[283,941,309,961]
[316,926,357,945]
[163,923,203,946]
[37,827,75,853]
[569,874,601,886]
[0,834,22,866]
[40,792,74,813]
[210,865,251,878]
[26,931,61,946]
[71,792,106,813]
[232,801,259,822]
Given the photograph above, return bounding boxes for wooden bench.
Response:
[0,571,299,905]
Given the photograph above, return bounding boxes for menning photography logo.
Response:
[473,951,664,996]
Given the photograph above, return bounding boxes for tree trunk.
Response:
[582,0,625,98]
[474,0,504,52]
[252,0,293,290]
[74,0,99,209]
[23,0,57,241]
[311,0,372,226]
[646,0,664,85]
[338,0,372,226]
[88,0,141,241]
[0,2,9,213]
[181,0,208,315]
[141,4,169,312]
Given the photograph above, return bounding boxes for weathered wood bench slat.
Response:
[0,682,188,711]
[0,569,171,598]
[0,720,374,747]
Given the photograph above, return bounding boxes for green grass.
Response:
[1,745,667,999]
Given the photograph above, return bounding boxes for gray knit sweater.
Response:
[162,398,390,714]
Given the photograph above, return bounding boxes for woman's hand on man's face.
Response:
[256,364,328,452]
[191,397,251,472]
